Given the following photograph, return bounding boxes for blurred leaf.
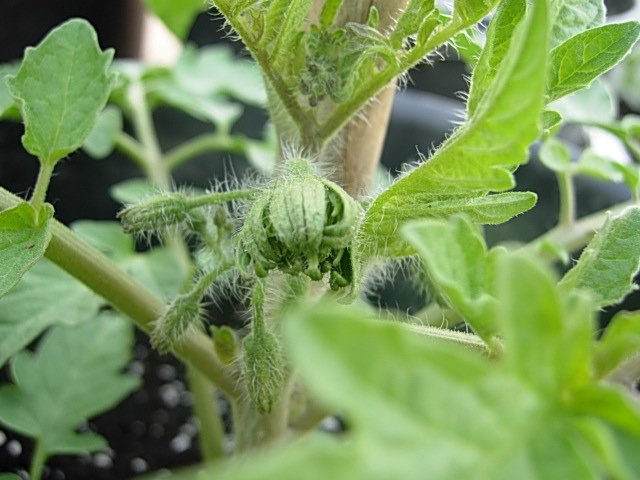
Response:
[172,45,266,106]
[541,109,563,138]
[362,0,548,256]
[0,63,19,118]
[550,78,617,124]
[72,221,186,299]
[5,19,115,166]
[82,105,122,159]
[109,178,155,205]
[402,217,498,342]
[547,22,640,102]
[141,0,206,40]
[0,259,103,368]
[559,206,640,307]
[610,45,640,110]
[0,474,22,480]
[595,311,640,378]
[0,203,53,298]
[576,149,625,183]
[539,138,572,172]
[549,0,604,47]
[244,123,277,174]
[151,84,242,130]
[0,313,140,458]
[495,252,594,392]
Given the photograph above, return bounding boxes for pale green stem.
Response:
[165,133,248,171]
[29,439,46,480]
[127,80,168,189]
[114,131,147,171]
[557,169,576,227]
[29,161,55,214]
[188,365,228,460]
[186,189,259,209]
[526,200,637,255]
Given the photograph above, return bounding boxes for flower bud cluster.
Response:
[239,157,360,287]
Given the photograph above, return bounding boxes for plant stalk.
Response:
[188,365,228,460]
[29,161,55,215]
[29,439,46,480]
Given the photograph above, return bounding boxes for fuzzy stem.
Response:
[29,439,46,480]
[114,131,147,171]
[165,133,249,171]
[29,161,55,215]
[557,169,576,227]
[186,189,259,209]
[527,200,637,255]
[188,365,228,460]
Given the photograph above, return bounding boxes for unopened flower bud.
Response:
[239,157,360,284]
[118,192,189,235]
[242,327,285,415]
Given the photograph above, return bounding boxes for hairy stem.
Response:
[527,200,637,255]
[29,439,46,480]
[188,365,228,460]
[165,133,249,171]
[557,169,576,227]
[29,161,55,215]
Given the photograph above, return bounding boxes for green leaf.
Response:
[547,22,640,102]
[0,313,140,458]
[0,63,19,118]
[0,203,53,298]
[541,109,563,138]
[466,0,525,117]
[558,207,640,307]
[595,311,640,378]
[82,105,122,159]
[141,0,206,40]
[72,221,186,299]
[362,0,548,256]
[401,217,498,341]
[549,0,605,48]
[5,19,115,166]
[0,259,103,367]
[539,138,571,172]
[390,0,436,47]
[452,0,497,28]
